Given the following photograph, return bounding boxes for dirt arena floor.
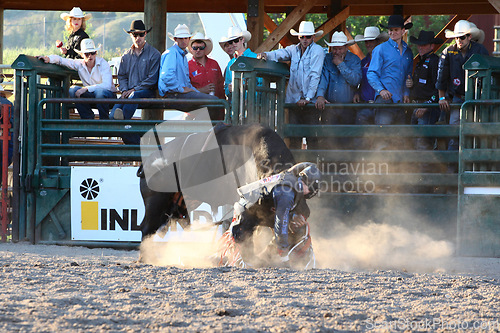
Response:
[0,241,499,332]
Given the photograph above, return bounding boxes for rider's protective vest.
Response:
[237,171,303,210]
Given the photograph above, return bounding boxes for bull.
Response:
[137,123,296,255]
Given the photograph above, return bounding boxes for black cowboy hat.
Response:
[380,15,413,30]
[124,20,152,34]
[410,30,444,45]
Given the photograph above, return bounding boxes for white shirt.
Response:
[48,55,113,92]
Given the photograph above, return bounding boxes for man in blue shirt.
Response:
[158,24,218,113]
[353,26,388,150]
[315,31,361,149]
[257,21,325,149]
[367,15,413,149]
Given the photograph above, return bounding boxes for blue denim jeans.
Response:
[354,107,376,150]
[373,95,406,150]
[273,185,295,251]
[69,87,116,119]
[110,89,156,145]
[322,108,356,149]
[110,89,156,120]
[447,96,464,173]
[162,91,220,118]
[413,107,440,173]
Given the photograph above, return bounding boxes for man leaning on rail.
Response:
[315,31,361,150]
[37,39,116,120]
[435,20,489,174]
[367,15,414,150]
[257,21,325,149]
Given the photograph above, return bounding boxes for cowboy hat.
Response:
[444,20,480,39]
[219,26,252,45]
[380,15,413,30]
[76,39,101,55]
[188,33,213,55]
[168,24,194,41]
[124,20,152,34]
[325,31,355,47]
[468,22,485,44]
[354,26,389,43]
[0,85,12,98]
[409,30,444,45]
[290,21,323,38]
[60,7,92,21]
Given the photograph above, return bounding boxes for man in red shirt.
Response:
[188,33,225,119]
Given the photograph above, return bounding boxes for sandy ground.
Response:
[0,241,499,332]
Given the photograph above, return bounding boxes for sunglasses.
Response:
[132,32,145,37]
[456,34,470,41]
[299,35,313,39]
[227,37,242,45]
[84,52,96,56]
[191,45,206,51]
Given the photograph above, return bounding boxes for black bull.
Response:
[138,123,296,240]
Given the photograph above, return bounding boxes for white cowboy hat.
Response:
[290,21,323,38]
[354,26,389,42]
[219,26,252,44]
[76,39,101,55]
[60,7,92,21]
[0,85,12,98]
[468,22,485,44]
[325,31,355,47]
[445,20,480,39]
[188,33,213,55]
[168,24,194,41]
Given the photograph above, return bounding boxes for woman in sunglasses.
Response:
[58,7,92,59]
[220,27,257,98]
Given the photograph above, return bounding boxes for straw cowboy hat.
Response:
[124,20,152,34]
[219,26,252,44]
[444,20,480,39]
[0,85,12,98]
[380,15,413,30]
[168,24,194,41]
[409,30,444,45]
[60,7,92,21]
[325,31,355,47]
[76,39,101,55]
[188,33,213,55]
[354,26,389,43]
[468,22,485,44]
[290,21,323,38]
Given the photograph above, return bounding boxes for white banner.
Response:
[70,166,145,241]
[70,166,225,242]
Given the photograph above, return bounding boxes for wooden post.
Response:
[144,0,166,120]
[247,0,265,52]
[0,9,3,67]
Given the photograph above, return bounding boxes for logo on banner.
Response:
[79,177,141,232]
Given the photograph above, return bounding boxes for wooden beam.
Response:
[344,28,364,60]
[315,7,350,42]
[247,0,265,52]
[263,14,294,48]
[488,0,500,12]
[255,0,321,53]
[435,14,471,48]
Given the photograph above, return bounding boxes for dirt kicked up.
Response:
[0,242,499,332]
